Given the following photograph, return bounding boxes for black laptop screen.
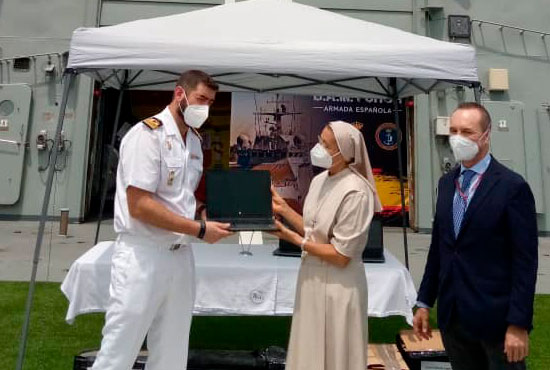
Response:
[206,170,272,220]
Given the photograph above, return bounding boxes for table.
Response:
[61,241,417,324]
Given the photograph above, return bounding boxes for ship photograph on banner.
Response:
[230,93,410,223]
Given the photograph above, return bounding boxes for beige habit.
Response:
[285,121,381,370]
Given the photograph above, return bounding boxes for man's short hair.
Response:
[176,70,219,93]
[454,102,492,131]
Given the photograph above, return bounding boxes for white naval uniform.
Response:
[91,106,203,370]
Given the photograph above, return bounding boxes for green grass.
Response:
[1,282,549,369]
[0,282,104,370]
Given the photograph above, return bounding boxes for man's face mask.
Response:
[449,129,489,162]
[178,89,209,129]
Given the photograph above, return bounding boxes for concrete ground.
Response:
[0,219,549,294]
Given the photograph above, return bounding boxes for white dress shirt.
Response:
[114,106,203,245]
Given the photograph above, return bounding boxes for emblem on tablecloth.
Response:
[249,289,265,305]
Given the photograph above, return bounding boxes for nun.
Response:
[272,120,382,370]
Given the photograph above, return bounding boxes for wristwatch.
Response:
[197,220,206,239]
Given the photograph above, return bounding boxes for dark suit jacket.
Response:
[417,156,538,341]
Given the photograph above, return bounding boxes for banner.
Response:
[230,93,409,221]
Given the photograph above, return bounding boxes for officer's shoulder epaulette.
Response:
[142,117,163,130]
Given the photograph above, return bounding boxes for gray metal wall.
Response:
[411,0,550,234]
[0,0,100,220]
[1,0,548,233]
[99,0,414,29]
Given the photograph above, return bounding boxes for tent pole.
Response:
[473,82,482,103]
[94,71,128,244]
[390,78,410,270]
[16,70,77,370]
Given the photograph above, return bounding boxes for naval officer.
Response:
[92,70,232,370]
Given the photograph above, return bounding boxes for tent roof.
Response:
[67,0,479,97]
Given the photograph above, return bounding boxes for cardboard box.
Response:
[368,344,409,369]
[396,330,450,370]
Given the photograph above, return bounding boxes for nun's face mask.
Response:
[310,133,341,169]
[310,143,340,168]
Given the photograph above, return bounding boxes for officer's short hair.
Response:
[176,70,219,93]
[454,102,491,131]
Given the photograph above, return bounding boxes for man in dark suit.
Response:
[413,102,538,370]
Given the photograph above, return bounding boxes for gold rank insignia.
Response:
[142,117,163,130]
[167,170,175,186]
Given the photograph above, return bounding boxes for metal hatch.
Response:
[0,84,32,205]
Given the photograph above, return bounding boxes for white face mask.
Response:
[179,91,209,129]
[449,135,478,162]
[310,143,339,169]
[449,130,488,162]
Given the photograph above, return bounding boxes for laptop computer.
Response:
[206,169,278,232]
[273,215,385,263]
[361,214,385,263]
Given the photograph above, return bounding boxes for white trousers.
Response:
[91,236,195,370]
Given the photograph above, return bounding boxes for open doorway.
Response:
[84,88,231,220]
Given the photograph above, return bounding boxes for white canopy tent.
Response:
[67,0,478,96]
[17,0,480,368]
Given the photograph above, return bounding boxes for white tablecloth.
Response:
[61,241,417,325]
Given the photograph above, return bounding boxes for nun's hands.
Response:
[270,220,301,245]
[271,186,290,218]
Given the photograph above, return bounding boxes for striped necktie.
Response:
[453,169,476,238]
